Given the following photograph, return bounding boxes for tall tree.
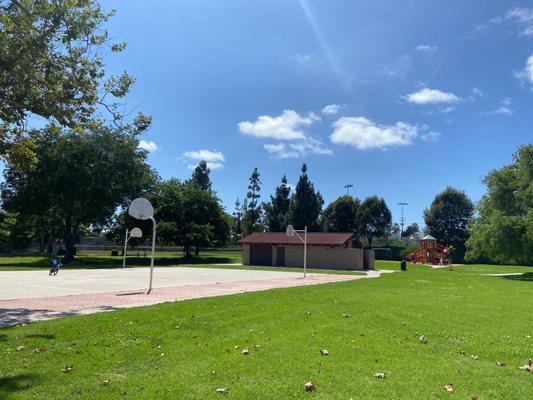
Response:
[321,195,360,233]
[424,187,474,261]
[242,167,262,235]
[357,196,392,247]
[466,145,532,264]
[402,223,420,238]
[287,164,323,230]
[231,198,243,243]
[0,0,140,159]
[263,175,291,232]
[188,160,211,191]
[1,124,155,262]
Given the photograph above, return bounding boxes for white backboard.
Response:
[128,198,154,220]
[286,224,295,237]
[130,227,142,238]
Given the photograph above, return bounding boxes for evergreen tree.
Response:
[231,198,243,242]
[424,187,474,261]
[287,164,323,230]
[358,196,392,247]
[189,160,211,190]
[264,175,291,232]
[402,223,420,238]
[242,167,262,235]
[321,195,360,233]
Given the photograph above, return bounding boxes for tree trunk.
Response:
[39,232,45,254]
[367,236,373,248]
[184,244,191,257]
[194,245,200,256]
[46,233,54,254]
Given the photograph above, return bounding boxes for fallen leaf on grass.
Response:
[101,379,110,386]
[419,335,427,344]
[254,344,260,349]
[62,365,73,373]
[241,348,249,355]
[496,361,505,366]
[32,348,44,354]
[16,345,25,352]
[444,383,454,392]
[342,313,351,318]
[519,359,532,372]
[305,381,316,391]
[319,349,329,356]
[471,355,479,360]
[373,372,385,379]
[471,395,478,400]
[215,387,228,394]
[459,350,465,355]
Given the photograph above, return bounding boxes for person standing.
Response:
[400,258,407,271]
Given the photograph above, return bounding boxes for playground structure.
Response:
[407,235,449,265]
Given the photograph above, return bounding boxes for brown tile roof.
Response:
[238,232,357,246]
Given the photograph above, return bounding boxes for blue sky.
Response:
[102,0,532,228]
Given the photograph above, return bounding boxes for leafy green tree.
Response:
[188,160,212,191]
[402,222,420,238]
[180,185,230,256]
[0,0,142,162]
[358,196,392,247]
[390,223,401,236]
[263,175,291,232]
[242,167,262,235]
[1,124,155,262]
[424,187,474,261]
[321,195,360,233]
[287,164,323,230]
[466,145,532,264]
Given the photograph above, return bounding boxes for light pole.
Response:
[286,224,307,278]
[397,202,408,236]
[344,184,354,195]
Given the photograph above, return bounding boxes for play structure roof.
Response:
[420,234,437,241]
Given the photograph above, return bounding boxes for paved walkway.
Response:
[0,267,364,327]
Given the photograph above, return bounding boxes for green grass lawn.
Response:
[0,250,243,271]
[1,262,532,399]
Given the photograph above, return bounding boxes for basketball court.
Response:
[0,266,363,327]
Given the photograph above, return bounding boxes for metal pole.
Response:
[303,226,307,278]
[147,217,156,294]
[122,229,129,269]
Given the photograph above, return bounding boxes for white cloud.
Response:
[182,149,225,171]
[404,87,460,105]
[420,132,441,141]
[481,107,514,116]
[416,44,437,53]
[506,7,533,36]
[264,137,332,159]
[238,110,320,140]
[288,53,312,64]
[514,53,533,86]
[182,149,225,163]
[322,104,342,115]
[330,117,426,150]
[502,97,512,106]
[376,54,412,78]
[138,140,158,152]
[471,87,484,98]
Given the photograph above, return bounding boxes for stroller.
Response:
[49,257,61,276]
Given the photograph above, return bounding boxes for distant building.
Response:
[239,232,374,270]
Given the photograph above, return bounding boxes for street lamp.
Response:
[397,202,408,236]
[344,184,354,195]
[286,224,307,278]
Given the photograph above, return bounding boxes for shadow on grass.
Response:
[501,272,533,282]
[0,373,38,396]
[25,333,55,340]
[0,306,120,328]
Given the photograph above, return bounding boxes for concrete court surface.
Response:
[0,267,366,327]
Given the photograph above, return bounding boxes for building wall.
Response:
[284,245,364,270]
[242,244,251,264]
